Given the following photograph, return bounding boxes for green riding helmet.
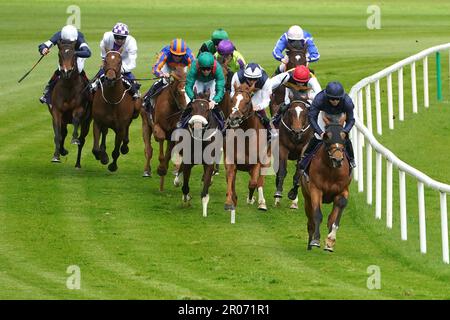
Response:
[211,28,229,41]
[197,52,215,68]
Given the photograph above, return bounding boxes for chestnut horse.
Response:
[177,90,222,217]
[274,95,313,209]
[296,113,351,252]
[141,67,187,190]
[91,50,141,172]
[49,40,91,168]
[224,82,271,223]
[269,43,308,116]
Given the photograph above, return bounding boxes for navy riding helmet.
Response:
[325,81,345,99]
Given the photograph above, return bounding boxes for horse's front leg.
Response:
[309,186,323,248]
[107,128,125,172]
[247,164,260,205]
[274,145,288,206]
[325,189,349,252]
[224,163,237,211]
[75,112,91,169]
[141,111,153,177]
[256,172,267,211]
[201,164,214,217]
[120,123,130,155]
[51,110,62,163]
[71,106,83,145]
[181,163,193,207]
[60,123,69,156]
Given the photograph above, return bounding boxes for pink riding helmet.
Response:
[217,40,235,55]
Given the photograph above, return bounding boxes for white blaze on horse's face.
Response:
[232,94,243,114]
[295,106,302,119]
[295,55,300,61]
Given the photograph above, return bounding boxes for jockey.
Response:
[142,38,194,112]
[215,39,246,92]
[197,28,229,56]
[272,25,320,75]
[230,63,275,140]
[271,65,321,125]
[178,52,226,130]
[93,22,140,99]
[298,81,356,172]
[38,25,91,104]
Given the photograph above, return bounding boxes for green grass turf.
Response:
[0,0,449,299]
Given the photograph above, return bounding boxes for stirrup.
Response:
[39,95,47,104]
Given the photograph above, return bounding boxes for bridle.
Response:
[187,98,219,141]
[99,51,129,105]
[226,89,254,128]
[280,100,310,142]
[58,43,76,79]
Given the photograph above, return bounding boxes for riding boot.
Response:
[39,69,60,104]
[256,109,275,141]
[271,103,289,126]
[298,136,321,171]
[176,106,192,129]
[345,138,356,168]
[225,70,234,92]
[79,70,89,84]
[212,107,225,132]
[130,81,141,100]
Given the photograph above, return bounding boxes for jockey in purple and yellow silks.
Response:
[142,38,194,112]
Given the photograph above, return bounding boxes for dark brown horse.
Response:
[274,95,313,209]
[224,82,271,223]
[269,43,308,116]
[176,90,222,216]
[91,50,141,172]
[141,67,187,190]
[49,40,91,168]
[298,113,351,252]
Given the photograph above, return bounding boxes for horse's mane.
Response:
[325,113,345,125]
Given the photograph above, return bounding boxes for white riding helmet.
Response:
[243,63,263,79]
[287,25,304,40]
[61,25,78,42]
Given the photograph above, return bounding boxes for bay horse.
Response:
[92,50,141,172]
[49,40,91,168]
[269,42,308,116]
[296,113,352,252]
[224,82,271,223]
[177,90,222,217]
[141,67,187,190]
[274,94,313,209]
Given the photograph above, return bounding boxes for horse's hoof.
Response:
[247,197,255,205]
[274,191,282,198]
[51,157,60,163]
[224,203,235,211]
[182,194,192,204]
[108,163,118,172]
[60,148,69,156]
[290,202,298,210]
[157,168,167,177]
[92,150,101,160]
[258,202,268,211]
[71,138,80,145]
[100,155,109,165]
[143,170,152,177]
[120,145,129,155]
[287,188,298,200]
[274,198,281,207]
[309,240,320,248]
[324,245,334,252]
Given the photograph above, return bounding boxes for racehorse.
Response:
[91,50,141,172]
[269,42,308,116]
[294,113,352,252]
[177,90,222,217]
[224,82,271,223]
[49,40,91,168]
[274,93,313,209]
[141,67,187,190]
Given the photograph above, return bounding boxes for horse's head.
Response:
[188,89,211,133]
[169,66,188,109]
[57,40,77,79]
[103,50,122,86]
[282,94,310,143]
[286,42,308,69]
[228,82,256,128]
[323,113,347,168]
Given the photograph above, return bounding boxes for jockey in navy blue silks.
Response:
[38,25,91,104]
[298,81,356,172]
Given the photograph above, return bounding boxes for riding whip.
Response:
[18,55,45,83]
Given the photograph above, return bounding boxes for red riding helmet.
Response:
[292,65,311,83]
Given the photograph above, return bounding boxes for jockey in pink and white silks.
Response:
[272,25,320,75]
[38,25,91,104]
[230,63,275,140]
[92,22,140,99]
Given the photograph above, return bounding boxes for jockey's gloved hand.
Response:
[208,101,216,109]
[41,47,50,55]
[281,56,289,64]
[161,72,170,78]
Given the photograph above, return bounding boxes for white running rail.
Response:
[349,43,450,264]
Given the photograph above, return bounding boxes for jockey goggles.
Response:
[114,35,127,41]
